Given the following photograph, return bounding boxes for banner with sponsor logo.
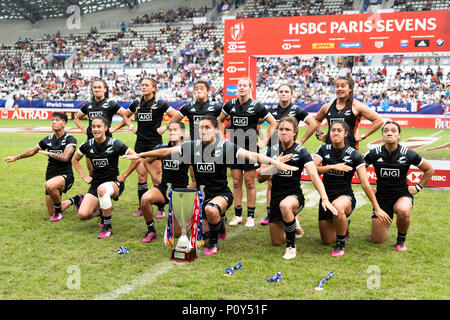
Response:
[224,10,449,101]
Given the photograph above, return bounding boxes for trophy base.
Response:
[171,248,197,263]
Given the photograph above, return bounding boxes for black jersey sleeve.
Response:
[408,149,423,167]
[159,100,171,113]
[79,101,90,115]
[213,102,223,117]
[109,100,123,114]
[128,99,139,114]
[78,140,89,156]
[66,135,78,149]
[295,106,309,122]
[114,139,130,156]
[178,102,191,117]
[256,102,269,120]
[314,145,326,161]
[363,148,375,165]
[300,147,314,166]
[221,100,232,116]
[38,136,49,150]
[352,150,366,169]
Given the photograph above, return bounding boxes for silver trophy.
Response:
[170,187,199,262]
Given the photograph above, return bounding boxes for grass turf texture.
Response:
[0,119,448,300]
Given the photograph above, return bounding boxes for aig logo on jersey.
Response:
[92,158,109,168]
[49,149,63,154]
[138,113,152,121]
[193,115,204,124]
[380,168,400,178]
[327,169,344,177]
[89,111,103,120]
[278,170,293,177]
[163,160,179,170]
[233,117,248,126]
[197,162,215,173]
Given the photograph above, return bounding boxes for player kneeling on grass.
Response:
[4,112,83,222]
[124,121,194,243]
[72,116,139,239]
[124,116,297,255]
[364,121,434,252]
[313,121,392,257]
[257,117,337,260]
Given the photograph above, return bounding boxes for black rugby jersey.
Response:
[178,100,222,139]
[128,97,172,146]
[364,144,423,197]
[222,98,269,150]
[153,142,189,188]
[268,103,310,123]
[325,99,360,149]
[38,133,77,180]
[78,137,130,186]
[266,142,313,198]
[176,139,241,198]
[315,144,365,197]
[79,98,124,138]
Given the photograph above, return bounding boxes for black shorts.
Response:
[318,192,356,221]
[87,181,125,200]
[45,174,74,195]
[372,193,414,219]
[269,192,305,223]
[203,190,234,219]
[134,143,159,154]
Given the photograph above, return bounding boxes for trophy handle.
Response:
[199,185,205,199]
[167,183,172,199]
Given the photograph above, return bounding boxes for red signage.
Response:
[224,10,450,101]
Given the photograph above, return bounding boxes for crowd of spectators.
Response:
[131,6,209,25]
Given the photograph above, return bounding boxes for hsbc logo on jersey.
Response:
[233,117,248,126]
[92,158,109,168]
[230,22,244,41]
[89,111,103,120]
[197,162,215,173]
[380,168,400,178]
[163,160,179,170]
[138,113,153,121]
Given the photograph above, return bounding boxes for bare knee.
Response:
[78,210,90,221]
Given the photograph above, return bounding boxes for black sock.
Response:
[397,232,407,243]
[235,205,242,217]
[266,207,271,216]
[146,220,155,233]
[208,221,222,244]
[336,235,346,248]
[69,195,80,206]
[103,215,112,229]
[283,219,296,248]
[157,204,165,211]
[137,182,148,209]
[247,207,255,218]
[54,203,62,215]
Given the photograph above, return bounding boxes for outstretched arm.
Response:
[4,145,39,163]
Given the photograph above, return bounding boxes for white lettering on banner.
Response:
[431,175,446,182]
[12,110,51,120]
[435,119,447,129]
[289,18,437,35]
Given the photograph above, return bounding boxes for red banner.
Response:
[224,10,450,101]
[1,109,54,120]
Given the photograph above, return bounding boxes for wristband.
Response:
[360,133,366,140]
[129,124,135,129]
[414,184,423,192]
[315,131,324,138]
[16,155,20,160]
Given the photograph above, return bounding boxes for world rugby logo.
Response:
[230,22,244,41]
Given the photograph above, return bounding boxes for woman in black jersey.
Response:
[124,121,194,243]
[112,77,181,219]
[5,112,82,222]
[314,121,391,257]
[258,117,336,260]
[364,121,434,252]
[218,77,277,228]
[314,76,383,150]
[125,116,297,256]
[74,79,131,176]
[72,116,139,239]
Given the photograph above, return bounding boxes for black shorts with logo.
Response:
[319,192,356,221]
[203,189,234,219]
[269,192,305,223]
[134,142,158,154]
